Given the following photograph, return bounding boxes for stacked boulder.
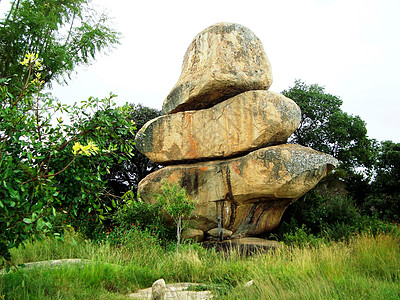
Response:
[135,23,338,242]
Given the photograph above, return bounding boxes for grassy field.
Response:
[1,229,399,299]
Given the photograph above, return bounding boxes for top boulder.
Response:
[162,23,273,114]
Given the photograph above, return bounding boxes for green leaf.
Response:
[9,189,20,199]
[36,218,45,230]
[23,218,32,224]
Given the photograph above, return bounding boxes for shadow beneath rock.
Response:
[202,237,282,256]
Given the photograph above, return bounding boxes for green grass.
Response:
[1,228,399,299]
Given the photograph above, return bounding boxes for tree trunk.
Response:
[176,215,182,254]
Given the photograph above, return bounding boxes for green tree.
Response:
[106,104,161,198]
[364,141,400,221]
[0,52,134,262]
[0,0,119,92]
[282,80,375,173]
[278,80,379,239]
[374,141,400,194]
[154,182,195,253]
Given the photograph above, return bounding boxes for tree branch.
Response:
[23,154,79,185]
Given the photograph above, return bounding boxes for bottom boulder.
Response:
[138,144,337,238]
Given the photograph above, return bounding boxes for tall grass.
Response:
[222,233,400,299]
[1,229,399,299]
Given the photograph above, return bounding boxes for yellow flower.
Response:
[87,140,99,154]
[81,144,92,156]
[20,52,42,70]
[72,141,99,156]
[72,142,83,155]
[34,59,42,69]
[30,74,45,86]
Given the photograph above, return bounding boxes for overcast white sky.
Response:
[1,0,399,142]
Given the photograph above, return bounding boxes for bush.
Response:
[0,52,135,260]
[358,216,400,237]
[281,224,326,247]
[320,222,360,241]
[154,182,195,253]
[277,188,400,245]
[111,193,175,245]
[280,191,362,234]
[362,193,400,222]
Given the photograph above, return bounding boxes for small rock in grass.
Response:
[151,278,166,300]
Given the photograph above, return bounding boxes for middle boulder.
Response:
[136,90,301,164]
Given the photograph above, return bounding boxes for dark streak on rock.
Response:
[224,166,233,202]
[228,201,238,229]
[181,168,199,195]
[245,204,258,224]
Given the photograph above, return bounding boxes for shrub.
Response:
[362,193,400,222]
[0,52,135,261]
[111,192,175,245]
[153,182,196,253]
[281,191,359,226]
[278,190,365,242]
[282,224,326,247]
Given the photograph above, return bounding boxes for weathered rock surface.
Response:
[138,144,338,236]
[182,228,205,242]
[151,279,166,300]
[130,282,213,299]
[207,228,233,239]
[135,22,338,241]
[162,23,273,114]
[0,259,90,274]
[136,91,300,164]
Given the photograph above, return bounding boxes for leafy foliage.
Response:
[373,141,400,195]
[362,141,400,222]
[111,190,175,244]
[154,182,195,253]
[106,104,161,198]
[279,80,399,241]
[0,54,135,260]
[0,0,120,92]
[282,80,375,172]
[279,190,361,237]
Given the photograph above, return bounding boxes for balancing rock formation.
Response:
[136,23,338,241]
